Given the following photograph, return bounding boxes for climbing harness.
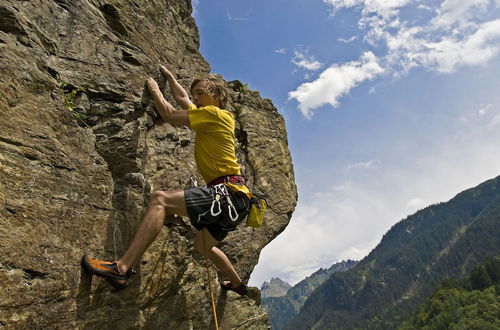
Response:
[202,232,219,330]
[208,174,246,186]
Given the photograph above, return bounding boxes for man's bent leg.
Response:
[81,189,188,290]
[116,189,188,274]
[194,228,242,287]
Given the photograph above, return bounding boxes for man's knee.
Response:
[148,189,186,217]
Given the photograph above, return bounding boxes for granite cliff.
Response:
[0,1,297,328]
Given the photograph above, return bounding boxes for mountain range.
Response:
[267,175,500,329]
[262,260,358,329]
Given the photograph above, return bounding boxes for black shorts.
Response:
[184,184,250,241]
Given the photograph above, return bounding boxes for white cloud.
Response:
[411,19,500,73]
[432,0,490,29]
[338,36,358,43]
[332,181,353,192]
[291,0,500,117]
[478,103,493,115]
[417,4,433,11]
[346,159,382,170]
[227,9,253,21]
[455,102,500,140]
[338,1,500,74]
[406,198,428,211]
[291,50,323,71]
[485,104,500,128]
[227,13,248,21]
[323,0,363,14]
[490,114,500,127]
[289,52,384,117]
[191,0,200,17]
[324,0,412,19]
[457,103,497,129]
[274,48,286,54]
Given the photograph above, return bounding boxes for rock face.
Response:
[0,1,297,329]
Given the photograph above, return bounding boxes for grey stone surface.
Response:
[0,0,296,328]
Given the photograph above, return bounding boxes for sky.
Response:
[193,0,500,286]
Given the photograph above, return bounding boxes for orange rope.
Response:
[202,232,219,330]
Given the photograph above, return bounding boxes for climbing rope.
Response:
[202,232,219,330]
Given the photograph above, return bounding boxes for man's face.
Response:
[192,81,220,108]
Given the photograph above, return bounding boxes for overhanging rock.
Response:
[0,1,297,328]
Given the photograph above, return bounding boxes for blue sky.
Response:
[193,0,500,286]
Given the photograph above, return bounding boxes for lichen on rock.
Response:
[0,1,297,328]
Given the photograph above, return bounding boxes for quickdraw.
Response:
[210,184,239,222]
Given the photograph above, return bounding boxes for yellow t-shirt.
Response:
[188,104,251,197]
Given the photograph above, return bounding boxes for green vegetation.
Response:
[285,176,500,330]
[57,75,87,119]
[238,83,250,95]
[400,257,500,330]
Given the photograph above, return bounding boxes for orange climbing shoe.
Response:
[221,281,248,296]
[81,254,130,290]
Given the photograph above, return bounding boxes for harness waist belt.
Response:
[208,175,246,187]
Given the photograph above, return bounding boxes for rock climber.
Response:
[81,65,251,296]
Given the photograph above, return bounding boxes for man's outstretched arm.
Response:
[147,78,190,127]
[160,65,195,110]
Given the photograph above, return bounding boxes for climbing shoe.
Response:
[221,281,248,296]
[81,254,130,290]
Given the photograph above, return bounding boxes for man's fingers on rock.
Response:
[147,78,159,90]
[160,65,173,77]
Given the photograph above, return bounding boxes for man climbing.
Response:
[82,65,251,296]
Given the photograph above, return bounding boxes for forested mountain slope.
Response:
[400,256,500,330]
[286,176,500,330]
